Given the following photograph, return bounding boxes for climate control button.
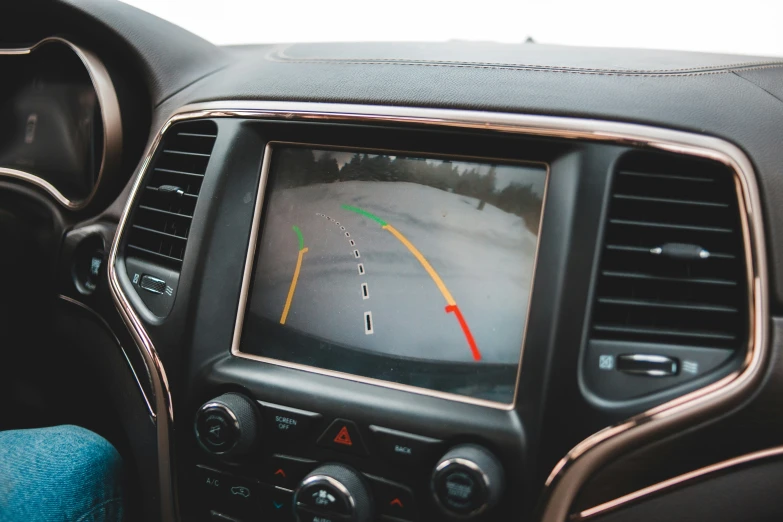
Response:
[293,464,373,522]
[195,393,260,459]
[431,444,504,519]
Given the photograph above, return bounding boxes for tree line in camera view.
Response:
[274,148,544,232]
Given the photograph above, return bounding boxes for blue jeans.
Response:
[0,425,125,522]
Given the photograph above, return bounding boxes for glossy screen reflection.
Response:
[240,146,547,404]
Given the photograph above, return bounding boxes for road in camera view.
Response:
[249,180,539,365]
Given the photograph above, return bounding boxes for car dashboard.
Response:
[1,2,781,522]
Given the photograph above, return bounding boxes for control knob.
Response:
[194,393,260,459]
[431,444,505,519]
[293,463,373,522]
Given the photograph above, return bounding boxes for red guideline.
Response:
[445,304,482,361]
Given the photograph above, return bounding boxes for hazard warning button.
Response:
[317,419,369,456]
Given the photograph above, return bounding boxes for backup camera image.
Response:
[240,146,546,403]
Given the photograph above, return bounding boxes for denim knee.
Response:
[0,425,124,522]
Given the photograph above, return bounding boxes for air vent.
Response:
[125,120,217,270]
[591,152,748,351]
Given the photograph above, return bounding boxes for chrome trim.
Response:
[109,101,767,522]
[572,445,783,520]
[0,37,122,210]
[108,111,177,520]
[432,457,493,518]
[230,140,549,410]
[57,294,154,418]
[616,354,679,377]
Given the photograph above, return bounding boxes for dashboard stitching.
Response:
[265,57,783,77]
[269,48,783,75]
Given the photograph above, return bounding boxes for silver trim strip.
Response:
[0,37,122,210]
[573,445,783,520]
[57,294,155,418]
[230,140,549,410]
[109,101,767,522]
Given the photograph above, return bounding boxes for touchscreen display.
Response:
[239,145,547,404]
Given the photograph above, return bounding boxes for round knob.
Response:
[293,463,373,522]
[431,444,505,519]
[194,393,260,458]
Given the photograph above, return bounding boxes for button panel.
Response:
[367,474,418,521]
[264,454,318,489]
[317,418,369,456]
[194,466,263,519]
[260,401,322,441]
[190,406,485,522]
[297,482,352,514]
[266,487,294,522]
[369,425,442,467]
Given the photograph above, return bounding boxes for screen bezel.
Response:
[231,141,550,409]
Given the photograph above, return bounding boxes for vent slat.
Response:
[125,120,217,270]
[612,194,729,208]
[127,244,184,263]
[609,218,733,234]
[163,149,212,158]
[593,325,737,341]
[144,186,199,198]
[597,297,738,313]
[605,244,736,259]
[601,270,737,287]
[591,153,748,350]
[154,167,204,178]
[177,132,218,138]
[618,170,714,183]
[132,224,188,241]
[138,205,194,219]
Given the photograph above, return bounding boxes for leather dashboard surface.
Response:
[166,41,783,309]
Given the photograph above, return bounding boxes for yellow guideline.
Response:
[382,224,456,306]
[280,247,308,324]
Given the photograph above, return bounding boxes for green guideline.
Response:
[340,204,387,227]
[292,225,304,250]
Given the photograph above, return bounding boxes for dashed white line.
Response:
[358,263,365,274]
[354,250,361,258]
[349,240,356,246]
[345,232,350,237]
[364,311,374,334]
[361,283,369,300]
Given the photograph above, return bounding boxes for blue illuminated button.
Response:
[268,487,294,522]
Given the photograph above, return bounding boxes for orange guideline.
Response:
[340,205,481,361]
[280,225,308,325]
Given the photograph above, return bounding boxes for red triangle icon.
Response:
[333,425,353,446]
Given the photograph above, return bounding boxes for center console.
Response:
[110,103,760,522]
[193,392,505,522]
